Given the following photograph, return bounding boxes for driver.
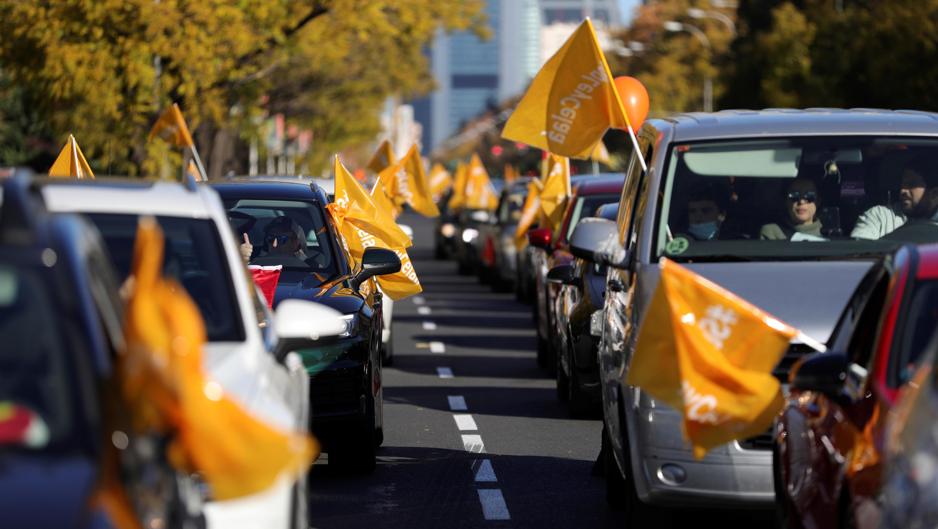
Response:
[242,216,308,264]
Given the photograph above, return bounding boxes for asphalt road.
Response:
[307,214,771,529]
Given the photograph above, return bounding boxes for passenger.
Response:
[852,157,938,239]
[760,178,823,240]
[681,181,736,241]
[249,216,309,263]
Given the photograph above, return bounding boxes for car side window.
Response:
[617,140,653,252]
[616,141,648,249]
[845,275,890,370]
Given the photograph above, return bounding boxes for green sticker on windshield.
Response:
[665,237,690,255]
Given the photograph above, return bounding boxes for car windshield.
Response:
[0,264,78,451]
[656,136,938,261]
[87,214,245,342]
[567,194,619,241]
[223,199,338,276]
[498,190,527,224]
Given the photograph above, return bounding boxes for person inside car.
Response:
[241,216,312,266]
[680,181,739,240]
[760,177,824,240]
[852,157,938,239]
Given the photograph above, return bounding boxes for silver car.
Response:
[568,109,938,520]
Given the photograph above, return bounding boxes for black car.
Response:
[0,176,198,528]
[211,181,400,473]
[434,190,459,260]
[548,202,619,416]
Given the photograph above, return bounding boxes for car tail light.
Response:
[527,227,552,250]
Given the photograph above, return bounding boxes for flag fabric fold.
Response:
[626,258,798,459]
[429,163,453,201]
[49,135,95,179]
[447,161,468,210]
[378,144,440,218]
[514,179,543,249]
[539,154,571,234]
[501,19,634,159]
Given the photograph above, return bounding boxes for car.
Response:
[776,243,938,529]
[547,201,619,417]
[453,179,505,275]
[210,180,401,473]
[477,177,531,291]
[37,177,325,529]
[0,175,200,528]
[566,109,938,521]
[528,174,621,371]
[434,190,459,260]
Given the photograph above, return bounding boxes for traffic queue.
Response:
[431,17,938,529]
[0,98,441,527]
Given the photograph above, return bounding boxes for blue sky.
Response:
[617,0,641,25]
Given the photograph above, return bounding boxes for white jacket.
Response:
[851,204,907,239]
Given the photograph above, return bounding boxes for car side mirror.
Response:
[569,218,626,268]
[272,299,346,361]
[790,351,847,397]
[351,247,402,290]
[527,227,553,251]
[547,264,578,286]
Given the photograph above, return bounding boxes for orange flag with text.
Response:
[501,19,634,159]
[626,258,799,459]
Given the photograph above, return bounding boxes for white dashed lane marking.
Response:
[447,395,468,411]
[453,414,478,431]
[413,296,426,305]
[477,489,511,521]
[461,434,485,453]
[472,459,498,483]
[436,367,454,379]
[422,321,438,331]
[417,306,432,315]
[429,341,446,354]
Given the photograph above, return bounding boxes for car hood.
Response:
[272,272,364,315]
[636,260,875,344]
[0,454,97,528]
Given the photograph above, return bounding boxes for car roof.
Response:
[651,108,938,142]
[210,179,330,204]
[37,178,216,218]
[573,173,625,195]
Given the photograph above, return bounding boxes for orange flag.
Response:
[122,217,315,499]
[501,19,635,159]
[539,154,571,233]
[429,163,453,200]
[447,161,468,210]
[377,144,440,217]
[464,153,499,211]
[48,134,95,179]
[367,139,395,174]
[626,258,800,458]
[149,103,194,148]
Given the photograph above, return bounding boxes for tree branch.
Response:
[235,2,330,71]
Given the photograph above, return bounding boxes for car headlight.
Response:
[441,223,457,238]
[339,314,356,338]
[462,228,479,243]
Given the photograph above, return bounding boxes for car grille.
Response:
[737,428,774,451]
[772,343,816,382]
[309,368,362,413]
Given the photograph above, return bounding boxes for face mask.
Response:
[688,221,719,240]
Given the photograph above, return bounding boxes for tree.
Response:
[0,0,485,175]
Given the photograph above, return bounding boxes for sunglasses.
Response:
[265,234,293,245]
[787,191,817,203]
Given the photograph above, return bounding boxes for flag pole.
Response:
[189,145,208,182]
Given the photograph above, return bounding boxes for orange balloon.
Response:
[614,76,650,131]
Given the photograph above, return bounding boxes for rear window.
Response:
[87,214,245,342]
